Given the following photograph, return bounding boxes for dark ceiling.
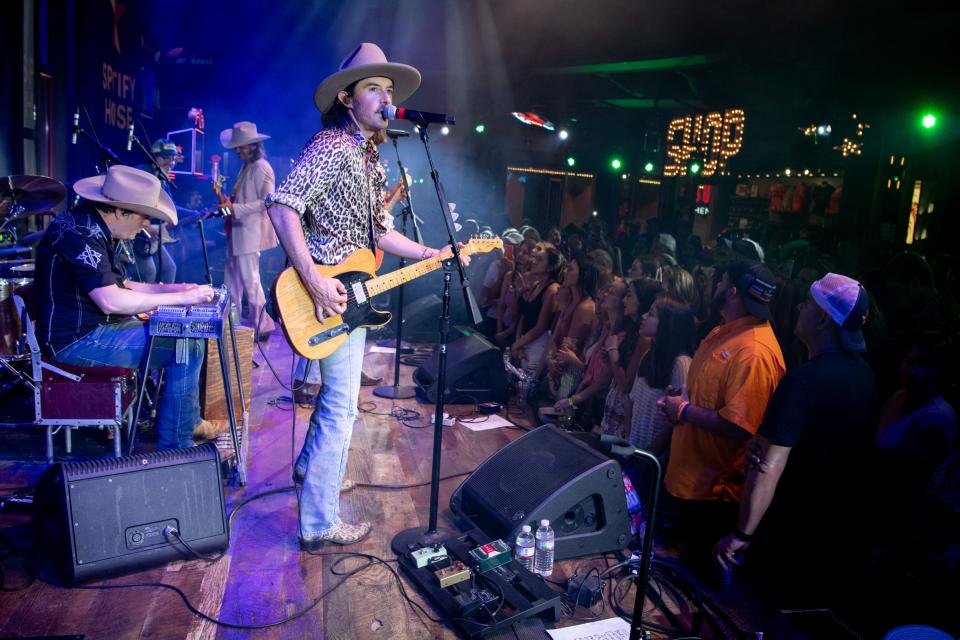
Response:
[140,0,956,173]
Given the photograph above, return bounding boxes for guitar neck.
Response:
[364,253,458,297]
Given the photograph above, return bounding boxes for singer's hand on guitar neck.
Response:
[305,273,349,322]
[421,243,471,267]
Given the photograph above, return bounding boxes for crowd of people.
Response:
[472,217,959,625]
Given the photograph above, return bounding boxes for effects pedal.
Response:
[468,539,512,572]
[434,560,471,588]
[411,543,448,568]
[453,587,499,617]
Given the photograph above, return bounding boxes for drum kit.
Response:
[0,174,66,357]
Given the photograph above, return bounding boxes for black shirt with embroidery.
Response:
[34,204,128,353]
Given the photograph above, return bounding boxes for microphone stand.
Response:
[391,122,483,554]
[373,134,420,400]
[129,128,178,283]
[601,439,662,640]
[74,126,120,173]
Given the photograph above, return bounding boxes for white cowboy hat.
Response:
[313,42,421,114]
[219,121,271,149]
[72,165,178,225]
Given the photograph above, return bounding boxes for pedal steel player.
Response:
[266,43,467,550]
[34,165,215,451]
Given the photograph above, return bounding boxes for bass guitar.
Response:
[273,237,502,359]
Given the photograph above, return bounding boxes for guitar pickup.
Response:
[308,322,350,346]
[351,282,367,304]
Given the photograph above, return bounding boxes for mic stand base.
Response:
[391,526,456,555]
[372,384,416,399]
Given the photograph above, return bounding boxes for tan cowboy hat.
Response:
[73,165,178,225]
[313,42,421,114]
[219,121,271,149]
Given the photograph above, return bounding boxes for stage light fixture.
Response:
[643,161,655,173]
[566,156,576,167]
[689,160,702,175]
[921,113,937,129]
[475,124,486,134]
[610,158,622,170]
[591,210,598,217]
[441,126,450,136]
[816,123,832,137]
[558,129,569,140]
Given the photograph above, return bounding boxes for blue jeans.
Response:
[53,318,205,451]
[294,356,322,385]
[296,328,365,537]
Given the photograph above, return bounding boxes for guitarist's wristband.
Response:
[421,247,431,260]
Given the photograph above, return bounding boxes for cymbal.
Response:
[1,175,67,216]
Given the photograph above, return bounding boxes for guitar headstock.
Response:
[213,174,226,198]
[463,236,504,255]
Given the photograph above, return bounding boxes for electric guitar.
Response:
[273,237,502,359]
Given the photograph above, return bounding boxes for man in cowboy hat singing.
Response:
[218,121,278,341]
[34,164,216,451]
[266,43,466,550]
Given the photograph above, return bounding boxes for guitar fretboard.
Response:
[364,253,449,297]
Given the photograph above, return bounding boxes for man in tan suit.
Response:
[220,121,278,339]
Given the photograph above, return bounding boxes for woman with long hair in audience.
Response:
[543,254,606,400]
[495,238,534,346]
[510,241,564,372]
[547,279,628,429]
[600,278,663,437]
[624,297,697,459]
[660,265,700,311]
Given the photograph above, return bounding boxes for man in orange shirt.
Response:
[658,260,786,563]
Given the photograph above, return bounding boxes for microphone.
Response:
[386,129,410,139]
[382,105,455,126]
[126,122,135,152]
[71,108,80,145]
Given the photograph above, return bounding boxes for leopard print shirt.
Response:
[265,127,390,265]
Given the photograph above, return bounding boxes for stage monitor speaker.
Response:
[412,331,507,404]
[400,294,441,343]
[33,443,228,583]
[450,425,631,560]
[400,293,472,343]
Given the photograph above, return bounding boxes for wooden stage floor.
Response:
[0,333,675,640]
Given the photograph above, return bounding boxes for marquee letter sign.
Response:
[664,108,745,177]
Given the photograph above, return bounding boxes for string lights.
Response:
[506,166,594,179]
[664,108,745,177]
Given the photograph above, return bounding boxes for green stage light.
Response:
[475,123,486,134]
[689,161,702,175]
[921,113,937,129]
[566,156,576,167]
[644,161,655,173]
[610,158,622,170]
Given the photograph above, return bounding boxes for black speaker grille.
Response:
[461,427,608,525]
[61,443,220,481]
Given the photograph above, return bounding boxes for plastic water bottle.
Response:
[514,525,535,572]
[534,519,555,576]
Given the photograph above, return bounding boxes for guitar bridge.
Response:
[308,322,351,346]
